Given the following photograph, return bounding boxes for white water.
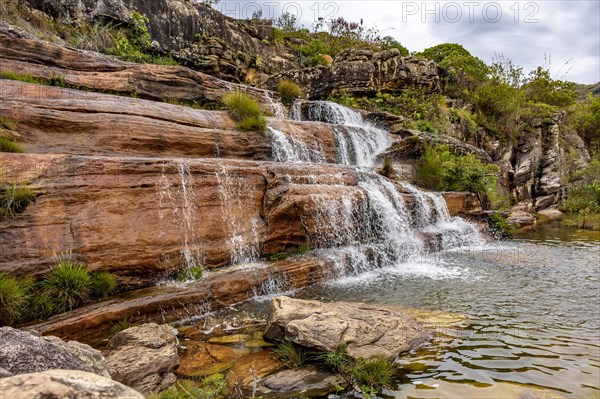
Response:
[272,100,391,166]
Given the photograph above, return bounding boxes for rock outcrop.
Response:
[0,327,110,377]
[0,369,144,399]
[0,31,278,108]
[24,0,299,82]
[255,366,347,398]
[103,323,179,394]
[264,296,432,360]
[267,48,442,99]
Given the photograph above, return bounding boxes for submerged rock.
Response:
[0,327,110,377]
[0,369,143,399]
[103,323,179,394]
[264,296,432,360]
[255,365,347,399]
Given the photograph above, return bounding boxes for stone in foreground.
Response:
[256,365,347,399]
[0,370,143,399]
[264,296,432,360]
[0,327,110,377]
[103,323,180,394]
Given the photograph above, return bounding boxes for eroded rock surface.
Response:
[103,323,179,394]
[267,48,441,99]
[264,296,432,360]
[256,365,347,399]
[0,327,110,377]
[0,369,143,399]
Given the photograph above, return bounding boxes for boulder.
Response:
[507,210,537,230]
[255,365,347,399]
[264,296,431,360]
[441,192,482,216]
[0,327,110,377]
[0,369,143,399]
[103,323,180,395]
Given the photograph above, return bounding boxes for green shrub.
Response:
[351,358,395,390]
[490,213,515,238]
[176,265,204,282]
[523,67,578,107]
[237,114,267,132]
[41,260,92,312]
[90,271,119,298]
[277,79,302,105]
[0,273,32,326]
[563,153,600,216]
[221,91,263,121]
[415,143,504,209]
[274,339,307,368]
[0,183,36,218]
[0,137,24,153]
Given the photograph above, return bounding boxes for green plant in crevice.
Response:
[0,272,32,326]
[0,116,16,130]
[0,181,36,218]
[0,137,24,153]
[90,271,119,299]
[176,265,204,282]
[40,260,92,313]
[277,79,302,105]
[273,339,307,368]
[221,91,267,133]
[110,317,139,338]
[150,376,226,399]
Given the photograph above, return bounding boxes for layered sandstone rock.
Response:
[263,296,432,360]
[267,48,442,99]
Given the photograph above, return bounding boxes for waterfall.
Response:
[216,164,263,264]
[272,101,391,166]
[266,92,286,119]
[157,162,204,275]
[269,127,326,163]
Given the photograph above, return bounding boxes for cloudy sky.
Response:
[217,1,600,83]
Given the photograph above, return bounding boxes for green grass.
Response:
[236,114,267,132]
[150,376,226,399]
[176,265,204,282]
[0,117,16,130]
[222,91,263,119]
[277,79,302,105]
[90,271,119,299]
[351,358,396,390]
[0,137,24,153]
[0,70,44,84]
[274,339,307,368]
[110,317,139,338]
[0,184,36,218]
[40,260,92,312]
[0,273,32,326]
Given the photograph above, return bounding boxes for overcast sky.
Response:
[217,1,600,83]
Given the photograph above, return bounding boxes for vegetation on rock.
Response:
[150,376,226,399]
[222,91,267,132]
[0,273,32,326]
[0,137,23,153]
[277,79,302,105]
[40,260,93,313]
[562,153,600,229]
[0,174,35,218]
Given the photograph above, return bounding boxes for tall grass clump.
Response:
[277,79,302,105]
[0,137,24,153]
[273,339,307,368]
[40,260,92,312]
[90,271,119,299]
[0,183,36,218]
[221,91,267,132]
[0,273,32,326]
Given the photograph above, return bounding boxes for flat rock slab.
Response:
[0,370,143,399]
[256,365,346,399]
[264,296,432,360]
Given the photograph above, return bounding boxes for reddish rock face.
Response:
[441,192,482,216]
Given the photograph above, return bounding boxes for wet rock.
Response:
[264,296,432,360]
[178,342,248,377]
[0,327,110,377]
[103,323,179,394]
[0,369,143,399]
[226,350,285,394]
[441,192,482,216]
[255,365,347,399]
[507,210,537,230]
[267,48,441,99]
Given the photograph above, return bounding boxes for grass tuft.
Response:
[176,265,204,282]
[0,137,24,153]
[277,79,302,105]
[221,91,267,133]
[274,339,307,368]
[0,273,32,326]
[90,271,119,299]
[40,260,91,312]
[0,183,36,218]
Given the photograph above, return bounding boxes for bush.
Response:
[221,91,267,132]
[41,260,92,312]
[563,153,600,217]
[90,271,119,299]
[415,143,505,209]
[0,273,32,326]
[0,137,24,153]
[274,339,307,368]
[277,79,302,105]
[26,292,55,322]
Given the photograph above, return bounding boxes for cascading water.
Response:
[269,127,326,163]
[216,164,263,264]
[158,162,204,278]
